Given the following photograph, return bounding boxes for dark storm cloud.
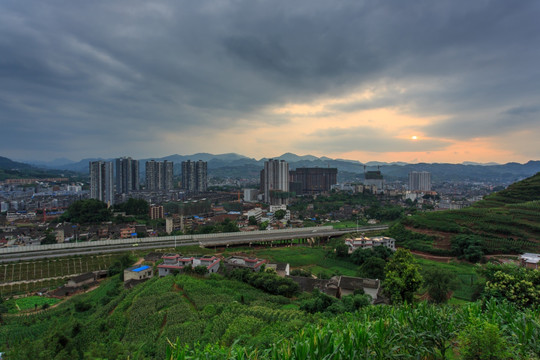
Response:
[0,0,539,159]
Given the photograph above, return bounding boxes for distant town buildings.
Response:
[115,157,139,194]
[289,167,338,195]
[261,159,290,205]
[181,160,208,192]
[145,160,174,191]
[89,161,114,205]
[149,205,164,219]
[409,171,432,191]
[243,188,259,202]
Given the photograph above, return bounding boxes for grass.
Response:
[5,296,60,313]
[414,256,482,301]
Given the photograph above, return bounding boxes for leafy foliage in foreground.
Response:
[168,300,540,360]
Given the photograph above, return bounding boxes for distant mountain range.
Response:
[4,153,540,183]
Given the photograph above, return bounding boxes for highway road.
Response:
[0,225,388,263]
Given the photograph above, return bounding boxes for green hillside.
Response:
[1,275,310,359]
[478,172,540,207]
[1,273,539,359]
[394,173,540,256]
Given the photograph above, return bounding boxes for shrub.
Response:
[458,320,511,360]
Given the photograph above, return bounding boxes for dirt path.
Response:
[409,250,456,263]
[403,226,453,250]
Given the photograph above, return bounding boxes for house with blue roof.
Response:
[124,264,153,287]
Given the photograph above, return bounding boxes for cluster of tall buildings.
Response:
[260,159,338,205]
[89,158,210,205]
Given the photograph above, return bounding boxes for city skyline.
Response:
[1,1,539,164]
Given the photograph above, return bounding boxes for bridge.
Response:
[0,225,388,263]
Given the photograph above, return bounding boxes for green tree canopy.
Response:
[480,263,540,308]
[451,234,484,262]
[423,267,458,304]
[382,248,423,304]
[359,257,387,280]
[274,209,286,220]
[59,199,112,224]
[115,198,149,216]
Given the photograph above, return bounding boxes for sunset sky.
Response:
[1,0,539,164]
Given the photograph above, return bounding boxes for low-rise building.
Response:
[267,263,290,277]
[289,275,381,303]
[345,236,396,253]
[520,253,540,269]
[66,272,96,288]
[224,256,267,272]
[124,265,154,286]
[158,254,220,276]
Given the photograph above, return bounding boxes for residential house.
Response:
[124,265,153,288]
[520,253,540,269]
[345,236,396,254]
[224,256,267,272]
[158,254,220,276]
[267,263,290,277]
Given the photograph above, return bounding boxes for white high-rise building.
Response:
[261,159,289,205]
[408,171,432,191]
[89,161,114,205]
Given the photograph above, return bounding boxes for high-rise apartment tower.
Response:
[289,167,338,195]
[408,171,432,191]
[181,160,207,192]
[115,157,139,194]
[145,160,174,191]
[261,159,289,205]
[89,161,114,205]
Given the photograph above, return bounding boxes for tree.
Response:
[274,209,286,220]
[41,230,57,245]
[193,265,208,276]
[117,198,149,216]
[59,199,112,224]
[382,248,423,304]
[248,216,258,226]
[451,235,484,262]
[334,243,349,258]
[0,296,8,323]
[480,263,540,308]
[259,221,269,230]
[423,267,457,303]
[359,257,386,280]
[458,319,511,360]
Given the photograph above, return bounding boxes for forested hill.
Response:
[477,172,540,207]
[0,156,32,170]
[393,172,540,256]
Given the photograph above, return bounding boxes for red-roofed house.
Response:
[158,253,220,276]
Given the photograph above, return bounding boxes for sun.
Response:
[411,135,418,140]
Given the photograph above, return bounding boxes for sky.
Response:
[1,0,539,164]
